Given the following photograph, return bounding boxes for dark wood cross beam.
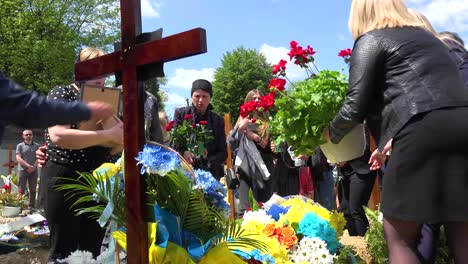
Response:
[1,145,18,175]
[75,1,207,263]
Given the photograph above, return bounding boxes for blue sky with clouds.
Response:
[138,0,468,116]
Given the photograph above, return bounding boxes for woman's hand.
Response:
[36,145,47,168]
[104,117,124,145]
[322,126,330,141]
[237,117,250,132]
[368,149,387,171]
[183,150,194,164]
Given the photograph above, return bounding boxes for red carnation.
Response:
[251,118,257,123]
[240,101,259,118]
[199,120,208,126]
[2,184,10,190]
[258,92,276,111]
[338,48,352,58]
[18,189,23,195]
[184,114,193,120]
[165,120,175,131]
[268,78,286,92]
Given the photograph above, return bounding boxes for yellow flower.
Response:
[329,211,347,237]
[92,163,120,180]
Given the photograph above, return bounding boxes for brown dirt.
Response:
[339,230,373,264]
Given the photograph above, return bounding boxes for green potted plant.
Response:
[0,184,28,217]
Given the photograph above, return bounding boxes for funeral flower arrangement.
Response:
[166,114,213,158]
[264,41,351,156]
[57,143,274,263]
[232,194,359,263]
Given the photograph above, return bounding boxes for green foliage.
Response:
[363,207,388,264]
[270,70,348,156]
[144,77,169,111]
[0,192,28,208]
[335,246,366,264]
[435,226,454,264]
[146,170,226,243]
[211,46,274,121]
[0,0,120,94]
[169,119,214,158]
[55,172,126,228]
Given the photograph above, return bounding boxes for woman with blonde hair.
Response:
[325,0,468,262]
[228,89,275,215]
[42,47,123,262]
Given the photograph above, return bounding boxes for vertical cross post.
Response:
[119,0,148,263]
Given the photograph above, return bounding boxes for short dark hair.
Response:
[439,31,465,46]
[191,79,212,97]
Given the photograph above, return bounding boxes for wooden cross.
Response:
[75,1,207,263]
[2,144,18,175]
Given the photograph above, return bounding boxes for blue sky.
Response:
[138,0,468,116]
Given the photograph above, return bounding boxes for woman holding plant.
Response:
[324,0,468,263]
[228,89,275,215]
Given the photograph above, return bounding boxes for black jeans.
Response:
[43,161,106,262]
[338,170,376,236]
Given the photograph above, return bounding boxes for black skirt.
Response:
[382,107,468,222]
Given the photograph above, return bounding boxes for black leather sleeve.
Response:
[329,34,384,144]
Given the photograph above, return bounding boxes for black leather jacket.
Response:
[329,27,468,150]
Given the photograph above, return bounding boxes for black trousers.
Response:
[43,161,106,262]
[338,170,376,236]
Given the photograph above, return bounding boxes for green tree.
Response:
[211,46,274,121]
[143,77,169,111]
[0,0,120,94]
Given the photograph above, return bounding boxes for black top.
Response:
[173,105,227,179]
[45,85,110,165]
[329,27,468,150]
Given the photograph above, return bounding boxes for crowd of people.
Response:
[2,0,468,263]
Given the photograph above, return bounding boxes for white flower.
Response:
[289,237,336,264]
[241,209,274,226]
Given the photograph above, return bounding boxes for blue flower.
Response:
[298,212,341,254]
[267,204,290,221]
[194,169,230,214]
[135,144,180,176]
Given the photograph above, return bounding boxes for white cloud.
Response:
[409,0,468,33]
[166,92,188,107]
[259,43,307,81]
[141,0,161,18]
[167,68,215,89]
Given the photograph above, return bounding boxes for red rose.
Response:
[199,120,207,126]
[191,123,196,128]
[165,120,175,131]
[268,78,286,92]
[2,184,10,190]
[18,189,23,195]
[184,114,193,120]
[251,118,256,123]
[338,48,352,58]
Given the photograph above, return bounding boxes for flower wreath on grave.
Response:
[57,142,274,263]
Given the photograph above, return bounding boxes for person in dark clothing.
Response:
[309,147,335,210]
[326,1,468,263]
[337,131,376,236]
[0,71,113,144]
[438,32,468,90]
[173,79,227,180]
[270,141,300,197]
[41,47,123,262]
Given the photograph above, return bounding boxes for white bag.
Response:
[320,124,366,163]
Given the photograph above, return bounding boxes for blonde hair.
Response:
[159,111,170,143]
[437,32,466,48]
[79,47,106,62]
[408,9,436,34]
[349,0,425,39]
[237,89,270,140]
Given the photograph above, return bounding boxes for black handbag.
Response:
[225,167,239,189]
